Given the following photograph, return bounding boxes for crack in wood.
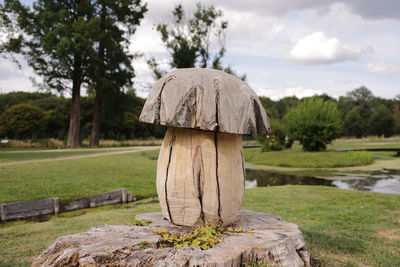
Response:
[241,150,246,188]
[193,146,205,224]
[214,79,222,224]
[140,68,270,135]
[165,134,176,223]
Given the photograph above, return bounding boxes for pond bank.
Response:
[246,156,400,172]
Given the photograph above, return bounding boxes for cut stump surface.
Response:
[32,210,310,267]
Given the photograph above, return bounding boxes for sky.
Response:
[0,0,399,100]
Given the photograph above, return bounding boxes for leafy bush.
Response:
[154,225,246,250]
[0,104,46,139]
[256,119,289,151]
[284,98,342,151]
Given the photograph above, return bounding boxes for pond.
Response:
[245,168,400,195]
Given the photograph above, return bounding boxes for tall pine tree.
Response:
[88,0,147,147]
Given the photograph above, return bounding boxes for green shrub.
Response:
[256,119,288,151]
[284,98,342,151]
[0,104,46,139]
[258,134,284,151]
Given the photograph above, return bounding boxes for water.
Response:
[245,168,400,195]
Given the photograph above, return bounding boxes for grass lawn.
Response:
[327,136,400,150]
[0,150,159,203]
[0,186,399,266]
[0,149,125,163]
[244,148,379,168]
[245,186,400,266]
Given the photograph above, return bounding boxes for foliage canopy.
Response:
[0,103,45,139]
[284,98,342,151]
[149,2,245,80]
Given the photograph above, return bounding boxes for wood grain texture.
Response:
[157,127,244,226]
[139,68,270,135]
[32,210,310,267]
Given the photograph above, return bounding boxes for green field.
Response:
[0,150,159,203]
[0,149,124,163]
[244,148,392,168]
[327,136,400,149]
[0,187,399,267]
[1,138,399,266]
[0,142,399,204]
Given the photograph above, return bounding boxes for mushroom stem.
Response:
[157,127,245,226]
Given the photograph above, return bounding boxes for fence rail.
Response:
[0,188,135,222]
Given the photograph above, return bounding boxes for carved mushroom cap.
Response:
[139,68,270,134]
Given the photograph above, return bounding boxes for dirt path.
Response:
[1,146,155,153]
[0,146,160,166]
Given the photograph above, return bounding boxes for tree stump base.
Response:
[32,210,310,267]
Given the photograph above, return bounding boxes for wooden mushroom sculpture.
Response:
[140,68,270,226]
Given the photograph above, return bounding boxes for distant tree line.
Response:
[0,87,398,144]
[260,87,399,138]
[0,91,165,140]
[1,2,398,147]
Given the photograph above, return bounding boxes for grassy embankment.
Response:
[245,148,376,168]
[0,187,399,267]
[245,136,400,168]
[0,150,159,203]
[1,136,400,203]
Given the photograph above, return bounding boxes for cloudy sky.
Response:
[1,0,399,100]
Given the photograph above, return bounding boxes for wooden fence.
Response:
[0,188,135,222]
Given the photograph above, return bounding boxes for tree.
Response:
[345,86,374,118]
[88,0,147,147]
[369,104,395,137]
[149,3,244,79]
[338,86,376,137]
[1,0,147,147]
[1,0,98,147]
[344,106,367,138]
[284,98,342,151]
[0,104,45,139]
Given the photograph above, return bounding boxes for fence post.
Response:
[0,204,5,222]
[127,192,133,202]
[53,198,60,215]
[121,189,127,203]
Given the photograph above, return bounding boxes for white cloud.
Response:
[0,57,38,93]
[367,62,400,74]
[288,31,368,64]
[255,86,323,100]
[212,0,400,20]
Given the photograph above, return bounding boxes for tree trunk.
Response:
[90,5,106,147]
[157,127,245,226]
[66,79,81,147]
[90,91,101,147]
